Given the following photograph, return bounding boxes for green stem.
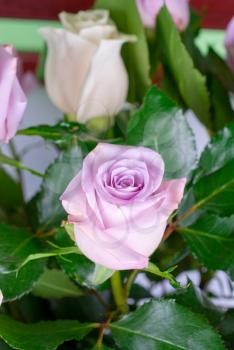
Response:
[111,271,128,315]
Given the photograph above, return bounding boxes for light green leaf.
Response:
[0,153,43,177]
[157,7,211,128]
[145,262,180,288]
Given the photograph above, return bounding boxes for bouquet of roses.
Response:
[0,0,234,349]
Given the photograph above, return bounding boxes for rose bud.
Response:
[0,46,27,143]
[40,10,136,124]
[225,16,234,73]
[136,0,190,31]
[61,143,186,270]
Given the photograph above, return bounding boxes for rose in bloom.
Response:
[0,290,2,306]
[0,46,27,143]
[136,0,190,31]
[225,17,234,73]
[61,143,186,270]
[40,10,136,124]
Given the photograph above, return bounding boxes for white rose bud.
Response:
[40,10,136,124]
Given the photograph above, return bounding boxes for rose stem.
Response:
[111,271,128,315]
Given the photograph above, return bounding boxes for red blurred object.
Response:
[0,0,233,72]
[0,0,233,29]
[0,0,93,20]
[190,0,234,29]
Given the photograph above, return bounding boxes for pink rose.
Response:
[0,46,27,143]
[225,17,234,73]
[136,0,190,31]
[61,143,186,270]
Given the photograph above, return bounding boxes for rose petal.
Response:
[74,223,148,270]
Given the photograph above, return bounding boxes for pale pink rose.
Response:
[136,0,190,31]
[0,290,2,306]
[0,46,27,143]
[225,17,234,73]
[61,143,186,270]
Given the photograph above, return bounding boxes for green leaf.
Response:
[206,49,234,93]
[36,144,84,228]
[0,314,95,350]
[0,224,44,301]
[18,245,82,271]
[209,75,234,131]
[157,7,211,128]
[0,167,23,210]
[192,160,234,216]
[0,153,43,178]
[178,214,234,278]
[55,229,113,287]
[111,299,225,350]
[127,86,197,178]
[32,268,83,299]
[193,123,234,183]
[172,283,222,326]
[18,121,87,143]
[95,0,150,102]
[145,262,180,288]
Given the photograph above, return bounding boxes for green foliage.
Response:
[127,86,197,178]
[32,268,83,299]
[0,314,95,350]
[36,144,84,228]
[179,214,234,279]
[0,224,44,301]
[157,7,211,128]
[111,300,225,350]
[94,0,150,102]
[18,122,88,145]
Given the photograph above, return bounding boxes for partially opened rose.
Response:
[40,10,136,124]
[0,46,27,143]
[136,0,190,31]
[225,16,234,73]
[61,143,186,270]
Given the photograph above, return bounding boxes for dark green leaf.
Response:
[32,268,83,299]
[219,310,234,349]
[95,0,150,102]
[179,214,234,278]
[209,76,234,131]
[0,168,23,210]
[206,49,234,93]
[0,224,44,301]
[192,160,234,216]
[173,283,222,326]
[55,229,113,287]
[111,299,225,349]
[127,86,197,178]
[157,7,211,128]
[36,144,84,228]
[193,123,234,183]
[0,314,95,350]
